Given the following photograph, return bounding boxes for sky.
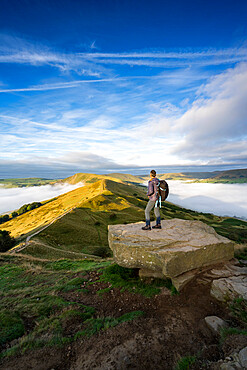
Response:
[0,0,247,178]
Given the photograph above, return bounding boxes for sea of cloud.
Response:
[0,182,84,214]
[167,181,247,220]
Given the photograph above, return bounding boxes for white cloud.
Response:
[171,63,247,161]
[167,180,247,219]
[0,182,84,214]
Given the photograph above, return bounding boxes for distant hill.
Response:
[204,168,247,183]
[0,177,54,188]
[159,168,247,183]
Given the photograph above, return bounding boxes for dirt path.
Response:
[25,239,101,259]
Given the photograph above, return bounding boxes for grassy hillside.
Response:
[160,169,247,183]
[159,172,218,180]
[200,168,247,183]
[1,180,107,239]
[0,178,54,188]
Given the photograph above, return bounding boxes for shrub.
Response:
[109,213,117,220]
[0,214,10,224]
[0,230,15,252]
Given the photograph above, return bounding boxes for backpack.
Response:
[158,179,169,201]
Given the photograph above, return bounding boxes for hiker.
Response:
[142,169,161,230]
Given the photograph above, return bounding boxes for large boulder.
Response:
[108,219,234,290]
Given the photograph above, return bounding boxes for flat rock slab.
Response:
[108,219,234,289]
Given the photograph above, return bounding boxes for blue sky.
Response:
[0,0,247,178]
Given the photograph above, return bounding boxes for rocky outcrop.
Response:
[209,263,247,302]
[108,219,234,290]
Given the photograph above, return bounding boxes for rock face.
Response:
[108,219,234,290]
[210,264,247,302]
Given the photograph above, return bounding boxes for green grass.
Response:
[220,327,247,343]
[0,255,146,360]
[100,263,176,297]
[235,247,247,261]
[44,259,112,271]
[74,310,144,338]
[0,311,25,346]
[175,355,197,370]
[229,297,247,325]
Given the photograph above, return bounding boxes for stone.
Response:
[220,363,242,369]
[239,346,247,368]
[211,275,247,302]
[108,219,234,289]
[204,316,228,335]
[171,270,196,291]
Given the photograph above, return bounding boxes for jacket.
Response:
[147,177,159,201]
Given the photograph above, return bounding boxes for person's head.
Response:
[150,169,156,178]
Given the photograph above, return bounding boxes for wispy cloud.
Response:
[1,33,247,76]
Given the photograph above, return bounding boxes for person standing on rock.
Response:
[142,170,161,230]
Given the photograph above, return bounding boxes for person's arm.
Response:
[147,181,154,196]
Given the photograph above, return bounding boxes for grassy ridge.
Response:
[1,180,108,239]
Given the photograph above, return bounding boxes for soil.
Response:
[1,267,246,370]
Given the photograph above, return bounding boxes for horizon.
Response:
[0,164,246,180]
[1,0,247,177]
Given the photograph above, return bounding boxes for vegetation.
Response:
[175,356,197,370]
[0,202,42,226]
[0,230,15,252]
[99,263,176,297]
[0,254,144,359]
[0,178,54,188]
[0,214,10,225]
[17,202,42,215]
[229,297,247,326]
[159,168,247,183]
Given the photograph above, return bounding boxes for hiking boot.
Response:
[142,225,151,230]
[152,224,162,229]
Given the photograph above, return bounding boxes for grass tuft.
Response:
[175,355,196,370]
[100,263,174,297]
[0,311,25,346]
[74,310,144,338]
